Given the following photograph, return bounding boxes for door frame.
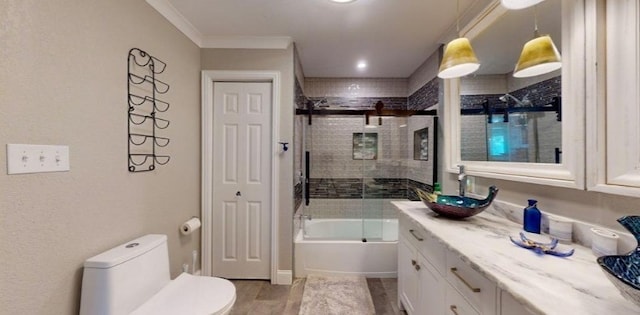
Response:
[201,70,281,283]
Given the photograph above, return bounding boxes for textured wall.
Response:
[0,1,201,314]
[200,47,295,271]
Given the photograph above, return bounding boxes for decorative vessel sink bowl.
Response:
[415,186,498,219]
[597,216,640,307]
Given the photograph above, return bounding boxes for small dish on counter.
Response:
[597,216,640,307]
[509,231,574,257]
[414,186,498,219]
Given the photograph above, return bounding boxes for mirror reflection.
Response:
[460,1,562,163]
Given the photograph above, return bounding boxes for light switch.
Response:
[7,144,70,174]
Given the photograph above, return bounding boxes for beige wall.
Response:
[0,1,201,314]
[201,47,295,271]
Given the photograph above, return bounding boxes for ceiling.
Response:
[148,0,559,78]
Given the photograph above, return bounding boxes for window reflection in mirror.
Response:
[459,0,561,163]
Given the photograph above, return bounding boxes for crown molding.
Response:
[146,0,292,49]
[146,0,203,46]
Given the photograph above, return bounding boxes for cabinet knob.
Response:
[411,259,417,266]
[450,305,459,315]
[414,264,421,271]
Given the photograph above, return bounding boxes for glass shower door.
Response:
[362,116,408,242]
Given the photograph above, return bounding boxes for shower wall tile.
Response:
[294,182,303,212]
[307,116,409,179]
[295,77,308,109]
[309,178,363,199]
[461,74,508,95]
[304,78,408,98]
[407,77,439,110]
[459,76,561,162]
[510,76,561,109]
[460,115,489,161]
[303,198,401,219]
[308,97,407,110]
[308,178,407,199]
[407,179,434,201]
[294,115,304,180]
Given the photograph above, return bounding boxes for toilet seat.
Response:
[131,273,236,315]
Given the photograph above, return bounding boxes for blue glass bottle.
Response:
[523,199,541,233]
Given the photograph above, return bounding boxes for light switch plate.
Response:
[7,144,70,174]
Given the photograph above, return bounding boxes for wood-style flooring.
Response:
[229,277,407,315]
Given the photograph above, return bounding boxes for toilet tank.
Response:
[80,234,171,315]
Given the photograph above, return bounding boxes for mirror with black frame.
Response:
[459,0,561,163]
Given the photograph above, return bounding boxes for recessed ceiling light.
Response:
[330,0,357,3]
[357,61,367,69]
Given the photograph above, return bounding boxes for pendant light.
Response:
[513,6,561,78]
[501,0,545,10]
[438,0,480,79]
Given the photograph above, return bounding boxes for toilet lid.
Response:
[131,273,236,315]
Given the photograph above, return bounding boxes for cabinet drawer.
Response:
[446,283,480,315]
[446,251,497,314]
[399,216,446,276]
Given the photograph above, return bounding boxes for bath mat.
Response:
[298,275,375,315]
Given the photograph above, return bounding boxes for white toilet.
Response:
[79,234,236,315]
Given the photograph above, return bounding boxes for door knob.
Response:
[236,191,241,197]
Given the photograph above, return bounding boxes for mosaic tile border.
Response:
[307,97,407,110]
[407,77,439,110]
[308,178,431,200]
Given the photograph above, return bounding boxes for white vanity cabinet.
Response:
[587,0,640,197]
[398,219,445,315]
[397,216,538,315]
[394,201,640,315]
[398,217,503,315]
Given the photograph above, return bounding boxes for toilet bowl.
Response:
[131,272,235,315]
[79,234,236,315]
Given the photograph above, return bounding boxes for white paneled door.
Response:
[212,82,272,279]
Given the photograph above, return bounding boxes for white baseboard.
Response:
[193,269,201,276]
[276,270,293,285]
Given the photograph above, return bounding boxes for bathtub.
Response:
[294,218,398,278]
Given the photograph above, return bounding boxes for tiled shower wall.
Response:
[294,77,306,212]
[304,78,408,98]
[460,74,561,163]
[297,78,438,219]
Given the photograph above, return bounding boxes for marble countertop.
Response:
[392,201,640,315]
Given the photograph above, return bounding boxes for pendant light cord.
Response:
[533,5,540,37]
[456,0,460,37]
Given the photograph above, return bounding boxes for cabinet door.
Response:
[398,235,419,314]
[606,0,640,187]
[418,254,445,315]
[588,0,640,195]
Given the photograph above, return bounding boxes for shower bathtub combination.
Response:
[293,110,436,278]
[294,217,398,278]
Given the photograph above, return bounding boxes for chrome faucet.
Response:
[458,165,467,196]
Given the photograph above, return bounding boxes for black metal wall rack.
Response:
[127,48,171,172]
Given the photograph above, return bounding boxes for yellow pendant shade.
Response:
[438,37,480,79]
[513,35,561,78]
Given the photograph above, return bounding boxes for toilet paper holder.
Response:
[180,217,201,235]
